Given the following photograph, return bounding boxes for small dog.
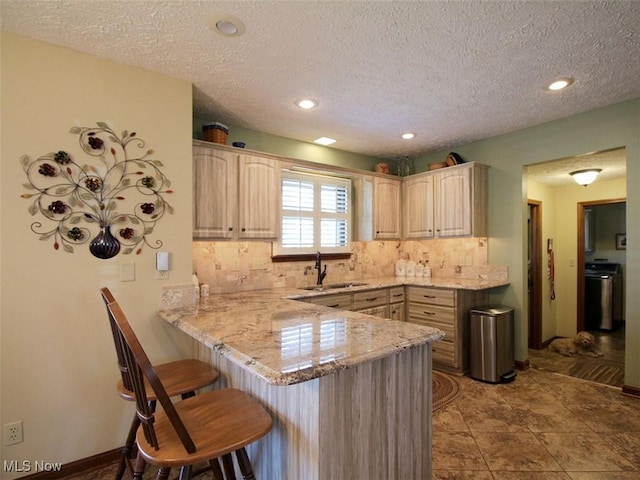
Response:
[548,331,602,357]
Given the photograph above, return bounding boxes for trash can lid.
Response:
[470,305,514,315]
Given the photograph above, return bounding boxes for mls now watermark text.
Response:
[3,460,63,473]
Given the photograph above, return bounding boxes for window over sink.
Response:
[273,170,351,256]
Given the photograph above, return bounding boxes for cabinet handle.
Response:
[392,293,403,298]
[328,304,340,308]
[423,295,436,298]
[228,227,233,231]
[423,311,436,315]
[241,227,246,232]
[376,230,380,234]
[366,297,379,302]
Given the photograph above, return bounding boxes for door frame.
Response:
[576,198,626,332]
[528,200,543,349]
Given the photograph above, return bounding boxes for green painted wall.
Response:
[416,99,639,389]
[193,116,384,171]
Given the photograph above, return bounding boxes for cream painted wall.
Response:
[416,99,640,390]
[552,178,627,337]
[527,180,557,342]
[1,33,194,477]
[528,177,627,341]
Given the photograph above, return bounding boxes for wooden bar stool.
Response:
[102,289,273,480]
[101,288,220,480]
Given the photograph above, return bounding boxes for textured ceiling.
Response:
[2,1,639,168]
[526,147,626,187]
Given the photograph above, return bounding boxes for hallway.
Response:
[528,327,625,387]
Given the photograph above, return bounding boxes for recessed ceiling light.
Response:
[296,99,317,110]
[209,14,246,37]
[547,77,574,91]
[402,132,415,139]
[314,137,336,146]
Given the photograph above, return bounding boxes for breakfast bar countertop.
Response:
[159,275,507,386]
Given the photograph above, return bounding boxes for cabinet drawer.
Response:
[354,305,390,319]
[306,294,352,309]
[389,286,405,303]
[352,289,389,310]
[407,312,455,340]
[431,340,456,366]
[407,303,454,326]
[407,287,454,307]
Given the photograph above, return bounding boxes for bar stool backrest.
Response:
[100,288,196,454]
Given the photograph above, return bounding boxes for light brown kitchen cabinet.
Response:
[403,174,435,238]
[434,163,488,237]
[373,177,402,239]
[406,285,487,375]
[304,293,352,310]
[356,304,390,318]
[193,141,279,240]
[352,288,389,310]
[299,287,396,321]
[403,162,488,239]
[389,286,406,322]
[193,142,237,239]
[237,154,280,239]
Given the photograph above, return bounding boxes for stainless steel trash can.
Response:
[470,305,517,383]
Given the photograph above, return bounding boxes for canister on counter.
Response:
[395,258,406,276]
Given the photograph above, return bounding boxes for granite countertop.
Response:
[286,275,510,299]
[159,276,508,386]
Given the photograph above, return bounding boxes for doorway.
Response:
[528,201,542,349]
[576,199,626,331]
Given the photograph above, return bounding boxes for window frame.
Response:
[272,170,352,258]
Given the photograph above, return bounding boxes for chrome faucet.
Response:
[315,251,327,285]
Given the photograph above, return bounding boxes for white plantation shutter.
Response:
[275,171,351,255]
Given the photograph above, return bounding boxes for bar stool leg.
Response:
[116,412,140,480]
[235,448,256,480]
[208,458,225,480]
[132,453,146,480]
[156,466,171,480]
[221,454,236,479]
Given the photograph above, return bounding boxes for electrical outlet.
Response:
[5,421,23,446]
[155,270,169,280]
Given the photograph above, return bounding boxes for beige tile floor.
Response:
[433,368,640,480]
[66,368,639,480]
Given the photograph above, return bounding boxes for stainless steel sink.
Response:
[299,282,368,291]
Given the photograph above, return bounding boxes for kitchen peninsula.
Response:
[159,276,508,479]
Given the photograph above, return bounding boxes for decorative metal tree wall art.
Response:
[20,122,174,259]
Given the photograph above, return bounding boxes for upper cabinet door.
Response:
[238,154,280,239]
[373,177,402,239]
[435,167,472,237]
[193,144,237,239]
[434,163,488,238]
[403,174,434,239]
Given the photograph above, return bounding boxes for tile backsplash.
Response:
[192,238,507,294]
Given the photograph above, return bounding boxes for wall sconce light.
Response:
[570,169,601,186]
